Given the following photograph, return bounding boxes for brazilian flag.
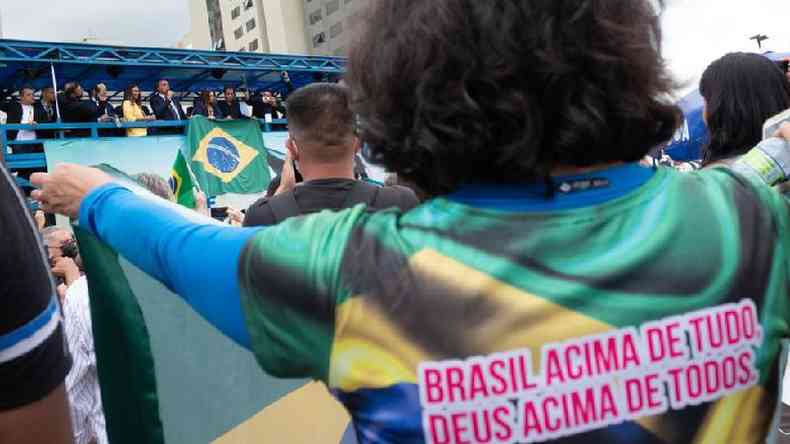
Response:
[76,166,355,444]
[169,151,196,209]
[186,116,271,196]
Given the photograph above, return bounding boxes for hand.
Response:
[30,164,113,219]
[194,191,210,216]
[227,208,244,226]
[275,149,297,196]
[57,284,68,304]
[52,257,81,287]
[773,122,790,141]
[34,210,46,231]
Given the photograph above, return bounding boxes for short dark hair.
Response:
[224,86,235,94]
[156,79,169,89]
[286,82,355,162]
[347,0,679,195]
[64,82,82,99]
[700,52,790,165]
[19,85,34,95]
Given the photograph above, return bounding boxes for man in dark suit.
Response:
[33,87,58,140]
[149,79,187,134]
[60,83,106,138]
[3,86,48,152]
[217,86,245,120]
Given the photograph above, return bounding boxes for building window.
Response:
[326,0,340,16]
[243,0,254,10]
[309,9,322,25]
[330,22,343,38]
[246,18,256,32]
[231,6,240,19]
[312,32,326,48]
[249,39,259,52]
[234,26,244,40]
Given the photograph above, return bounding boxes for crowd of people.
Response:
[3,1,790,443]
[0,72,294,144]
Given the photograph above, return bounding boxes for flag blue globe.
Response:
[206,137,241,173]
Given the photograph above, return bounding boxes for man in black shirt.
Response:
[244,83,418,226]
[0,163,72,443]
[217,86,245,120]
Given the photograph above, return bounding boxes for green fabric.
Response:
[239,206,369,380]
[170,151,196,209]
[74,225,166,444]
[185,116,271,196]
[239,167,790,386]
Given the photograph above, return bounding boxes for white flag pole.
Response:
[50,63,61,122]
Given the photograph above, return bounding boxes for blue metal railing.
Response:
[1,119,288,174]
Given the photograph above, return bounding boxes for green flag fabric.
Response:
[170,150,197,209]
[185,116,271,196]
[76,167,351,444]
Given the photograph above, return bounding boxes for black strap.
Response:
[267,192,302,225]
[341,181,379,208]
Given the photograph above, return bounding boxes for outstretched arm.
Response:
[32,166,258,349]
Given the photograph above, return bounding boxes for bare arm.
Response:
[0,384,73,444]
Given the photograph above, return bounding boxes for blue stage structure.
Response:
[0,39,345,98]
[0,38,347,185]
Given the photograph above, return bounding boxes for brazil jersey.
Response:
[238,164,790,444]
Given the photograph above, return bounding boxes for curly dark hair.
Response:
[347,0,679,196]
[700,52,790,165]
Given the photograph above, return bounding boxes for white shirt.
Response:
[64,276,109,444]
[16,104,36,141]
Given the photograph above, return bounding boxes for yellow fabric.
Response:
[328,248,615,392]
[691,385,771,444]
[212,382,351,444]
[122,100,148,137]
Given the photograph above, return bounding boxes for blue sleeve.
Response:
[79,183,258,349]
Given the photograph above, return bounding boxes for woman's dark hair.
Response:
[199,90,214,108]
[346,0,679,195]
[123,84,142,106]
[700,52,790,165]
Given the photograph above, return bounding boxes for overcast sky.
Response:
[0,0,189,47]
[0,0,788,96]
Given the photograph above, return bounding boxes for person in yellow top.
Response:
[121,84,155,137]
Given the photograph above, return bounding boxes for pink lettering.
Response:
[468,363,489,401]
[542,396,561,432]
[522,401,543,438]
[545,349,565,386]
[446,367,466,403]
[625,378,644,414]
[428,414,450,444]
[704,360,721,395]
[600,384,619,421]
[451,412,471,444]
[493,406,514,441]
[666,322,685,359]
[645,327,666,362]
[488,359,508,396]
[423,368,444,404]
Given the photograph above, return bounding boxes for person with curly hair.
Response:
[30,0,790,442]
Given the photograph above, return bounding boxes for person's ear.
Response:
[352,136,361,154]
[286,137,300,161]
